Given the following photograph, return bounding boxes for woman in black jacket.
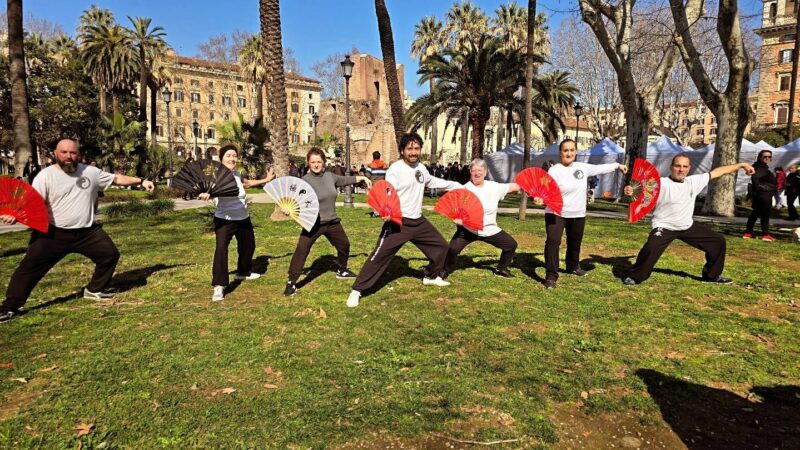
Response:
[744,150,777,241]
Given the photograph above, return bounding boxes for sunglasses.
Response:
[763,156,772,159]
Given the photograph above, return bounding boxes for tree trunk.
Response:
[256,81,264,121]
[138,48,148,125]
[469,112,487,160]
[506,107,513,147]
[260,0,290,177]
[520,0,537,220]
[429,78,438,164]
[459,109,469,164]
[8,0,32,177]
[149,80,159,146]
[621,98,651,164]
[701,104,741,216]
[375,0,406,149]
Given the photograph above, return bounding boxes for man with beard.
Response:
[0,139,154,323]
[622,154,753,286]
[345,133,463,308]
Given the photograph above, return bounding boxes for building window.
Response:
[308,119,313,128]
[190,92,201,103]
[209,111,215,121]
[291,103,299,113]
[190,79,199,87]
[174,90,184,102]
[292,133,299,143]
[781,49,793,64]
[155,125,163,137]
[710,115,717,125]
[779,74,791,91]
[223,83,229,90]
[782,34,796,42]
[207,81,214,89]
[309,105,315,114]
[206,128,215,139]
[697,128,705,136]
[175,108,182,117]
[775,105,789,124]
[237,84,244,92]
[223,96,232,106]
[175,77,183,85]
[770,3,778,19]
[292,118,298,128]
[308,93,313,99]
[223,112,230,121]
[192,110,199,119]
[710,127,717,136]
[291,91,299,99]
[237,97,246,108]
[208,94,215,104]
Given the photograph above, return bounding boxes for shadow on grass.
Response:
[582,254,634,280]
[361,256,429,297]
[1,247,27,258]
[510,252,545,283]
[637,369,800,450]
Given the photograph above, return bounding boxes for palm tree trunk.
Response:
[469,113,487,160]
[100,87,108,117]
[256,81,264,121]
[375,0,406,148]
[8,0,33,177]
[149,80,159,146]
[459,109,469,164]
[520,0,537,221]
[112,92,120,118]
[138,48,148,124]
[260,0,290,178]
[429,78,438,164]
[506,106,513,147]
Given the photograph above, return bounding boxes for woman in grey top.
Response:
[284,147,371,296]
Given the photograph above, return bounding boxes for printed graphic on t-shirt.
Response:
[573,170,584,180]
[415,170,423,183]
[76,176,91,189]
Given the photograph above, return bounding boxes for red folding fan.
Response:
[513,167,564,215]
[628,158,661,223]
[367,180,402,226]
[434,189,484,231]
[0,177,49,232]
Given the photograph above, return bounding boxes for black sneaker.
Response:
[283,281,298,297]
[84,288,116,300]
[543,280,557,290]
[335,269,356,279]
[492,267,513,278]
[702,275,733,284]
[622,277,637,286]
[0,308,19,323]
[566,268,589,277]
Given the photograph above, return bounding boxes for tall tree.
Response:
[238,34,267,121]
[80,23,138,118]
[259,0,289,177]
[7,0,32,176]
[669,0,752,216]
[374,0,405,147]
[411,16,445,163]
[519,0,537,221]
[127,17,166,130]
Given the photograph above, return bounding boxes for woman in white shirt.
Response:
[444,158,521,278]
[542,138,627,289]
[199,145,274,301]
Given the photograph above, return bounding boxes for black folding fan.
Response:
[172,159,240,198]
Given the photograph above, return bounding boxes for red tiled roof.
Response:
[173,55,320,85]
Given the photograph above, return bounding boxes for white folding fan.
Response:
[263,177,320,231]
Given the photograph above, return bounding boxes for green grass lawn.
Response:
[1,205,798,448]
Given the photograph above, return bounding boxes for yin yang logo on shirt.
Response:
[76,176,91,189]
[573,170,585,180]
[415,170,424,183]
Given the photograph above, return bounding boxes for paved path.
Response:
[2,194,797,234]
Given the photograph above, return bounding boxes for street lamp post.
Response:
[574,101,583,148]
[192,119,199,160]
[340,55,355,208]
[486,128,494,152]
[163,87,173,186]
[203,131,208,159]
[312,112,319,142]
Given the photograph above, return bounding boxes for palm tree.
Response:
[79,23,138,117]
[50,35,77,67]
[238,34,267,121]
[7,0,32,176]
[532,71,578,143]
[374,0,406,148]
[127,17,167,128]
[218,113,269,176]
[492,1,527,51]
[148,56,173,148]
[78,5,114,34]
[97,111,143,173]
[409,37,536,160]
[259,0,290,177]
[411,16,445,163]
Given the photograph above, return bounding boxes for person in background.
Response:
[365,151,388,182]
[744,150,778,241]
[785,164,799,221]
[22,156,40,184]
[774,166,786,209]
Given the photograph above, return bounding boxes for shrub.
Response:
[104,198,174,218]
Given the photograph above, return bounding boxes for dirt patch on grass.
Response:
[0,378,48,420]
[337,433,519,449]
[505,322,548,340]
[551,402,686,449]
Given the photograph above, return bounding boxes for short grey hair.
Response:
[469,158,487,172]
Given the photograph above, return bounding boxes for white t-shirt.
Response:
[385,160,462,219]
[33,164,115,229]
[213,172,248,220]
[651,173,710,231]
[546,162,620,218]
[465,180,509,237]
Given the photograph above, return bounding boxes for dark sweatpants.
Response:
[288,219,350,283]
[444,227,517,274]
[628,222,726,283]
[212,217,255,286]
[786,191,798,220]
[3,224,120,311]
[544,213,586,281]
[352,216,448,292]
[745,193,773,235]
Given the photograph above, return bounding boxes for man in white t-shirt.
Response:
[0,139,154,323]
[622,154,753,285]
[444,158,521,278]
[346,133,462,307]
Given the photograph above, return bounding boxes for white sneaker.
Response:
[234,273,261,281]
[346,290,361,308]
[422,276,451,287]
[212,285,224,302]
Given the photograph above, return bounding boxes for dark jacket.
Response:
[786,172,799,195]
[750,161,777,195]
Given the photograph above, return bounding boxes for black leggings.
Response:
[212,217,255,286]
[287,220,350,283]
[746,193,773,235]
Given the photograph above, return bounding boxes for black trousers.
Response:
[544,213,586,281]
[444,227,517,274]
[628,222,726,284]
[3,224,120,311]
[212,217,255,286]
[288,219,350,283]
[787,191,798,220]
[352,216,448,292]
[746,193,773,235]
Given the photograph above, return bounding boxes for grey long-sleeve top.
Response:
[303,170,357,223]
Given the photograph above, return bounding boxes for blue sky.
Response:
[20,0,765,98]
